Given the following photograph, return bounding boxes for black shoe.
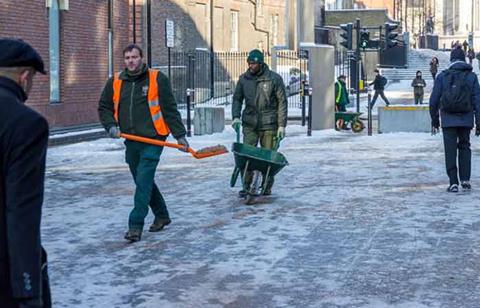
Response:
[124,229,142,242]
[149,218,171,232]
[238,190,248,198]
[461,181,472,191]
[446,184,459,193]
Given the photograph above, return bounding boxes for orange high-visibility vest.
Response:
[112,70,170,136]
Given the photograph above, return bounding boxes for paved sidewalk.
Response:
[43,126,480,307]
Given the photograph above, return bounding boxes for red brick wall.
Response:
[0,1,130,128]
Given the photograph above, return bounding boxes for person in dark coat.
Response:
[463,40,469,53]
[467,48,475,64]
[369,69,390,107]
[0,38,51,307]
[429,57,439,80]
[411,71,427,105]
[429,47,480,192]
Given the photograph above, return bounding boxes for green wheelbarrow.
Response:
[335,112,365,133]
[230,130,289,204]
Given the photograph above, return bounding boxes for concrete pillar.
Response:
[296,0,315,46]
[300,43,335,130]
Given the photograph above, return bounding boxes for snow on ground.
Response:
[43,125,480,307]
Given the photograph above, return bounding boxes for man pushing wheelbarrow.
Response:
[231,49,288,198]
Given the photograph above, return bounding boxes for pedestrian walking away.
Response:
[411,71,427,105]
[430,57,439,80]
[467,48,475,65]
[335,75,350,130]
[0,38,52,308]
[429,47,480,193]
[98,44,189,243]
[369,69,390,107]
[232,49,288,197]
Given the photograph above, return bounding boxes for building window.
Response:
[257,0,263,16]
[49,0,60,103]
[231,11,239,51]
[270,14,279,48]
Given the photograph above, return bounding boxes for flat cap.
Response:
[0,38,46,74]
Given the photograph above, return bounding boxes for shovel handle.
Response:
[120,133,188,151]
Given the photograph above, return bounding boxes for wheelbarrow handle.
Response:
[273,137,282,151]
[235,127,240,143]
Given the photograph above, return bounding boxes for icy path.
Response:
[43,126,480,307]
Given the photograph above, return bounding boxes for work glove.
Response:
[277,127,286,140]
[177,136,189,152]
[108,126,120,139]
[231,118,241,132]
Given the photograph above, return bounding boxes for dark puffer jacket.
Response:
[429,61,480,128]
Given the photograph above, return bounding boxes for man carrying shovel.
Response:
[232,49,288,196]
[98,44,188,242]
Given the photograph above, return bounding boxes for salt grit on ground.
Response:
[43,125,480,307]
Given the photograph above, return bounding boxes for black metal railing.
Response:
[154,50,308,110]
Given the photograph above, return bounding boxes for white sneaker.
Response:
[447,184,459,193]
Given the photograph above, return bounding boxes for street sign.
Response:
[165,19,175,48]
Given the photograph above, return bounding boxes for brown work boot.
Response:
[124,229,142,242]
[149,218,171,232]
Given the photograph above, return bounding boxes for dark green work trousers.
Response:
[243,126,276,191]
[125,140,169,230]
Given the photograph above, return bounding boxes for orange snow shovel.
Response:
[120,133,228,159]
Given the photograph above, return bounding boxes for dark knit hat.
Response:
[247,49,264,63]
[0,38,46,74]
[450,47,466,62]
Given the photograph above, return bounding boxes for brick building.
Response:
[137,0,287,66]
[0,1,131,128]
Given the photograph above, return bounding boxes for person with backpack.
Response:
[411,71,426,105]
[429,47,480,192]
[369,69,390,107]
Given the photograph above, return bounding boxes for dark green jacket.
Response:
[335,80,350,107]
[232,64,288,131]
[98,64,186,139]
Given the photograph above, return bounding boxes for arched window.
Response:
[49,0,60,103]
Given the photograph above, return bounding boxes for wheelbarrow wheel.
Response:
[352,120,365,133]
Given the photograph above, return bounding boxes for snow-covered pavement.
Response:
[43,126,480,307]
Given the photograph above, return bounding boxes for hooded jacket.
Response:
[429,61,480,128]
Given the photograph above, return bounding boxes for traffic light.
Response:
[384,23,399,49]
[359,30,370,49]
[340,23,353,50]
